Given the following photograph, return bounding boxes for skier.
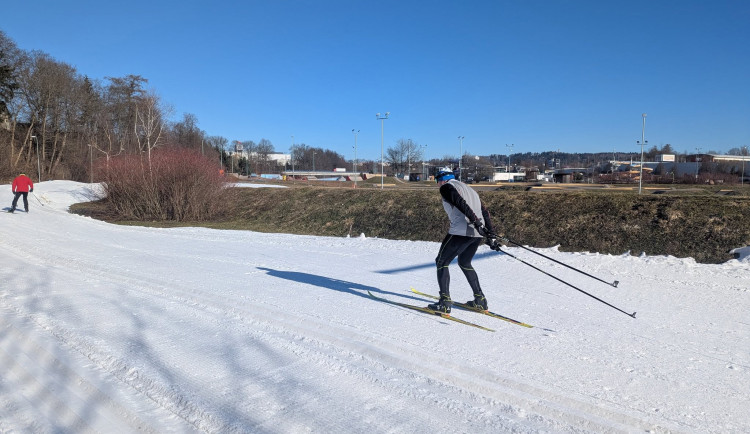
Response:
[428,167,502,314]
[9,173,33,213]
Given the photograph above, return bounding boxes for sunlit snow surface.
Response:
[1,180,748,433]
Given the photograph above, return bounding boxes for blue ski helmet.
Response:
[435,167,455,183]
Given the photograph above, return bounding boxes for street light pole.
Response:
[290,135,295,181]
[240,141,249,177]
[506,143,514,174]
[352,129,359,188]
[352,129,359,173]
[742,146,748,186]
[406,140,412,182]
[638,113,647,194]
[458,136,464,182]
[695,147,702,182]
[376,112,389,189]
[313,151,316,172]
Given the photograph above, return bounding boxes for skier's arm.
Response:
[439,183,480,223]
[480,205,496,235]
[440,183,498,236]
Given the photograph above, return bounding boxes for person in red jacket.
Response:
[10,173,34,213]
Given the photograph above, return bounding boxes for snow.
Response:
[230,182,287,188]
[1,180,748,433]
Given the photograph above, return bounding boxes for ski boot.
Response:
[466,293,488,311]
[427,297,452,314]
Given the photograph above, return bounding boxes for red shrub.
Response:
[99,149,230,221]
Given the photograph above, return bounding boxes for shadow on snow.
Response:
[374,250,502,275]
[256,267,425,303]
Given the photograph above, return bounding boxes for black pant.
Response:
[435,234,484,301]
[11,192,28,211]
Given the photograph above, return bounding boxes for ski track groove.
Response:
[0,304,176,433]
[4,239,682,433]
[4,200,747,432]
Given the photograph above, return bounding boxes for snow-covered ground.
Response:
[1,180,748,433]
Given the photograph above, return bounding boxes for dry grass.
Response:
[72,182,750,263]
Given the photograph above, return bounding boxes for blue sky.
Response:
[2,0,748,160]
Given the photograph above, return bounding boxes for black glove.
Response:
[30,188,33,192]
[486,236,507,250]
[486,237,500,250]
[472,221,489,237]
[485,230,509,250]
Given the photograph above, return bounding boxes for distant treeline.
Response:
[0,31,227,181]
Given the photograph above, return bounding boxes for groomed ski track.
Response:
[1,181,748,433]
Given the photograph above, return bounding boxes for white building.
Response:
[656,154,676,162]
[229,151,291,166]
[492,169,527,182]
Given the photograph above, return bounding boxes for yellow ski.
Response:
[367,291,494,332]
[410,288,533,328]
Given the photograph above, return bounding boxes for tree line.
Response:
[0,30,495,181]
[1,31,214,180]
[0,30,430,181]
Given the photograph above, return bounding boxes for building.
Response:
[492,167,526,182]
[229,151,291,166]
[656,154,675,162]
[690,154,750,164]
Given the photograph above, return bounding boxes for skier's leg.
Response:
[431,234,465,312]
[457,238,488,309]
[11,192,20,211]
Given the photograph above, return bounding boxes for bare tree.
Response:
[0,30,23,176]
[134,90,168,168]
[237,140,254,174]
[290,143,306,171]
[206,135,228,169]
[105,74,147,155]
[169,112,204,149]
[256,138,274,173]
[0,30,19,120]
[15,51,82,177]
[387,138,423,175]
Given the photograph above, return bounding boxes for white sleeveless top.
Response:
[442,179,484,237]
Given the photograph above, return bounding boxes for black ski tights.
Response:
[435,234,483,300]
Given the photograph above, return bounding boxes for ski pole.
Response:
[494,245,636,319]
[505,238,619,288]
[32,191,44,206]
